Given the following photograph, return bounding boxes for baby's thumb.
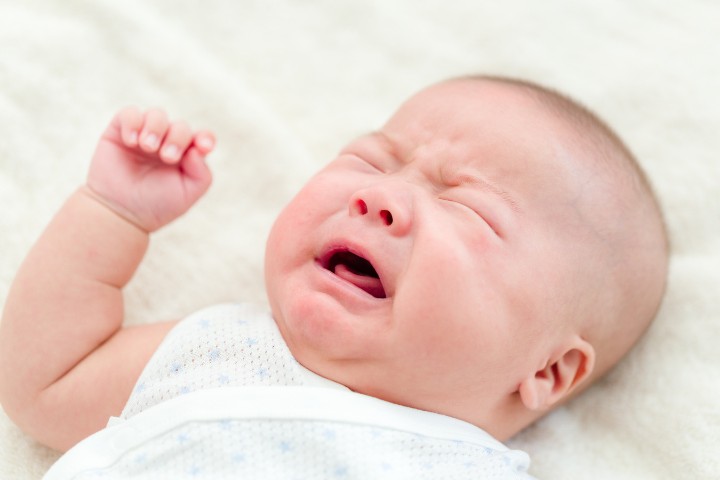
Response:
[181,146,213,197]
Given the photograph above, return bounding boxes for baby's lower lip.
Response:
[317,247,387,299]
[312,260,389,303]
[332,263,386,298]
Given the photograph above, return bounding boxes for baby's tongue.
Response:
[334,264,386,298]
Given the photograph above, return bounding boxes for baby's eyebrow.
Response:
[342,131,397,161]
[367,130,397,154]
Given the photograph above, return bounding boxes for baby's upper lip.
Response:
[316,240,391,299]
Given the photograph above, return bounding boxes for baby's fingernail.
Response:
[128,131,138,145]
[162,144,179,161]
[144,133,159,150]
[197,137,215,151]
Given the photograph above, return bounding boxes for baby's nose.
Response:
[348,185,412,236]
[353,199,393,225]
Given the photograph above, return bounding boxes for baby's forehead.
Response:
[383,81,578,165]
[379,84,578,180]
[396,79,635,190]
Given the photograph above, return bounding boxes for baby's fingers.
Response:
[180,146,213,197]
[193,131,216,155]
[112,107,214,165]
[159,121,193,164]
[117,106,143,147]
[139,109,170,153]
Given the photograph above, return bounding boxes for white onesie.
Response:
[44,303,537,479]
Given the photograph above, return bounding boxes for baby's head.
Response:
[264,76,668,439]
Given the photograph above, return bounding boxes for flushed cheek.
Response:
[395,280,518,395]
[264,205,318,329]
[266,191,328,265]
[275,198,321,238]
[394,248,504,350]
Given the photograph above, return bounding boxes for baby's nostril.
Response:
[380,210,393,226]
[357,199,368,215]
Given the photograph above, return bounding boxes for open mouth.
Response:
[321,249,386,299]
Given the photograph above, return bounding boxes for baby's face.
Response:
[265,80,592,426]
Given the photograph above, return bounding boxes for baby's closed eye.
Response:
[438,192,503,238]
[336,154,386,174]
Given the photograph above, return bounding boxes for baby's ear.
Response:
[518,336,595,411]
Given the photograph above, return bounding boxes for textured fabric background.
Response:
[1,1,718,478]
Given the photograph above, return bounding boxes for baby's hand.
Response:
[86,107,215,232]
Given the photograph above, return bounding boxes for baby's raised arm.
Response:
[0,108,215,451]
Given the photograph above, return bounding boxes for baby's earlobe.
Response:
[518,366,554,411]
[518,379,542,411]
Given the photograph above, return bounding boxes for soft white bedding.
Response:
[1,1,718,478]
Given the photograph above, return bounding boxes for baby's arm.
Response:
[0,108,215,451]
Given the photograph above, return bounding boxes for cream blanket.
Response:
[1,1,718,478]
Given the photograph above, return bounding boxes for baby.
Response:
[0,76,668,478]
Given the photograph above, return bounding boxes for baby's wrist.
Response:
[77,186,150,235]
